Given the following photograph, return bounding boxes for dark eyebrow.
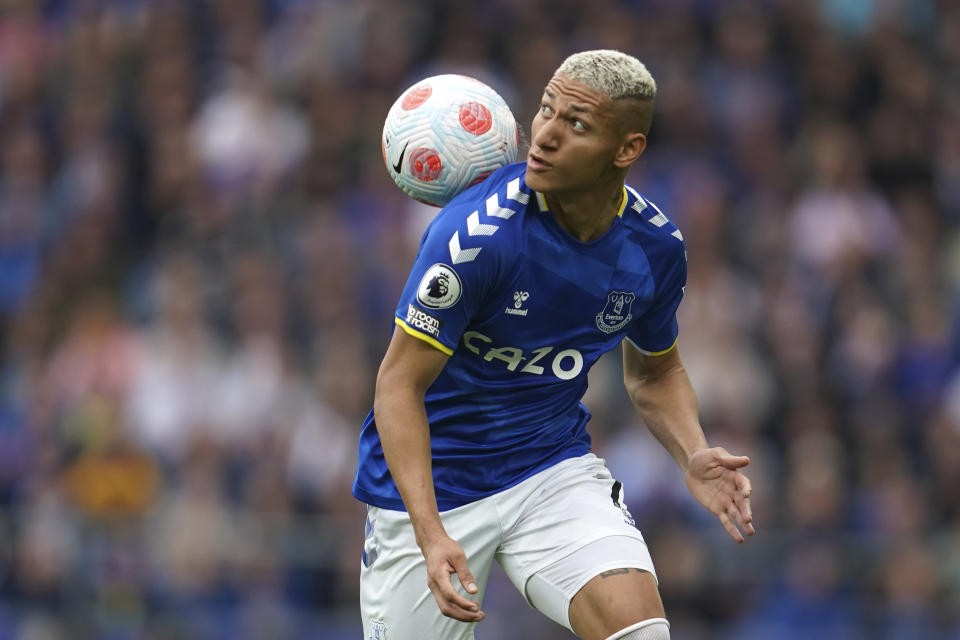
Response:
[542,90,592,117]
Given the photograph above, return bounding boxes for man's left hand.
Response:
[684,447,755,543]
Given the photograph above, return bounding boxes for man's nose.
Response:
[532,118,560,150]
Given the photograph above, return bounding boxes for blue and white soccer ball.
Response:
[382,74,519,207]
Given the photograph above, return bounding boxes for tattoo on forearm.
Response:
[599,568,645,578]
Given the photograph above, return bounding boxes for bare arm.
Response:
[374,328,484,621]
[622,340,755,542]
[621,341,706,469]
[375,328,449,544]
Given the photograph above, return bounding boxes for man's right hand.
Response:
[420,534,485,622]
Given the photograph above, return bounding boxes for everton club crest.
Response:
[596,291,636,334]
[368,620,387,640]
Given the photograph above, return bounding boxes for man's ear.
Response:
[614,132,646,168]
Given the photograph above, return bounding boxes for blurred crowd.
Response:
[0,0,958,638]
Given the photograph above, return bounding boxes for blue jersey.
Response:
[353,163,687,511]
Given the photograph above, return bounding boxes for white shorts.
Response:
[360,453,657,640]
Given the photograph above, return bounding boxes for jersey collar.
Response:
[534,187,629,218]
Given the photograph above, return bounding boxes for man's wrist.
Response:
[412,516,448,548]
[680,442,710,472]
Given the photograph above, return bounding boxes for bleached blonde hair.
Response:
[555,50,657,102]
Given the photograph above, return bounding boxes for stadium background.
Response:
[0,0,958,638]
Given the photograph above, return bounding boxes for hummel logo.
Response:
[505,291,529,316]
[392,141,409,174]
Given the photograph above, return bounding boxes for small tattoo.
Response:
[599,568,644,578]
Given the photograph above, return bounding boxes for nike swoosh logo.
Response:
[392,141,409,174]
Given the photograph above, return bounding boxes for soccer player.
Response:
[354,49,754,640]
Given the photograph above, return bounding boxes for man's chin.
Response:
[523,168,551,192]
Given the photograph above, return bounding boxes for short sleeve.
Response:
[625,236,686,355]
[393,206,506,354]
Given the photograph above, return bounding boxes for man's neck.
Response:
[546,184,625,243]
